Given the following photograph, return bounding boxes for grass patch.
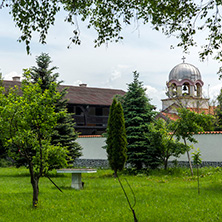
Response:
[0,167,222,221]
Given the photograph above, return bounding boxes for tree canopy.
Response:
[215,89,222,130]
[122,71,156,170]
[0,72,69,207]
[106,98,127,177]
[171,108,214,175]
[2,0,222,73]
[148,119,189,170]
[30,52,59,92]
[30,53,82,163]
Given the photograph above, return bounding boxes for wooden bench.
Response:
[56,168,97,190]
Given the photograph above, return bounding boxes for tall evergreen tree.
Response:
[0,72,5,159]
[30,53,82,163]
[30,53,59,92]
[122,71,156,170]
[106,98,127,177]
[215,89,222,130]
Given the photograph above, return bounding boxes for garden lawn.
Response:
[0,167,222,222]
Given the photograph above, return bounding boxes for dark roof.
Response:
[2,80,22,95]
[3,80,22,90]
[60,85,125,106]
[3,80,126,106]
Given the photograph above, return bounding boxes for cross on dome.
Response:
[182,56,186,63]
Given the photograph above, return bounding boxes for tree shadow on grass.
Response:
[87,175,114,179]
[0,173,30,178]
[201,183,222,194]
[184,181,222,195]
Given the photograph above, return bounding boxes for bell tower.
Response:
[162,58,209,113]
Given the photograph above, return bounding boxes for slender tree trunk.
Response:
[164,158,168,170]
[197,165,200,194]
[29,163,39,207]
[164,150,169,170]
[184,138,193,176]
[113,169,117,178]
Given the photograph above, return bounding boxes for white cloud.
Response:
[145,85,166,110]
[110,70,121,81]
[145,85,158,94]
[207,83,222,101]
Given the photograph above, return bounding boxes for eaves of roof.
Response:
[3,80,126,106]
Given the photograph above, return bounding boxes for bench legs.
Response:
[71,173,82,190]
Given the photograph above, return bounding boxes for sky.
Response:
[1,8,222,110]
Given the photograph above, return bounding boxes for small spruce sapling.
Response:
[192,148,202,194]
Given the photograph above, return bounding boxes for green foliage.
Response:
[192,148,202,194]
[215,89,222,130]
[171,108,213,176]
[106,98,127,176]
[0,73,5,159]
[122,71,156,170]
[30,52,59,91]
[172,108,215,143]
[0,71,3,87]
[0,74,72,206]
[0,158,13,167]
[0,75,69,174]
[192,148,202,166]
[29,53,82,164]
[6,0,222,73]
[149,119,189,170]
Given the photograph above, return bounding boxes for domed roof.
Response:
[169,63,201,82]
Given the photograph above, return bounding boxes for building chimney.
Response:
[79,83,87,87]
[12,76,21,81]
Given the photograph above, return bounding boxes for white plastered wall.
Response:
[77,134,222,162]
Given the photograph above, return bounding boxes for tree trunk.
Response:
[113,169,117,178]
[197,165,200,194]
[164,158,168,170]
[31,176,39,207]
[184,138,193,176]
[29,163,39,207]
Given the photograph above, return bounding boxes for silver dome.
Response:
[169,63,201,82]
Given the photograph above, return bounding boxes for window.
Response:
[95,107,103,116]
[76,106,83,115]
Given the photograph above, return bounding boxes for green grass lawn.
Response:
[1,167,222,222]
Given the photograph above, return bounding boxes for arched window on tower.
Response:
[182,83,190,96]
[195,83,201,97]
[172,83,177,97]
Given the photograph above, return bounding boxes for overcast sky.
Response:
[1,8,222,110]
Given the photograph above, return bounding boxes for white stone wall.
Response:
[77,134,222,162]
[77,137,107,160]
[173,134,222,162]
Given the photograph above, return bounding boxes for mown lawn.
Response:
[0,167,222,222]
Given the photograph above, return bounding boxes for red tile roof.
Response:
[78,135,104,138]
[187,106,217,115]
[156,112,180,121]
[79,131,222,137]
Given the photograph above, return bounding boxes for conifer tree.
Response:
[30,52,59,92]
[215,89,222,130]
[106,98,127,177]
[122,71,156,170]
[0,72,5,159]
[30,53,82,163]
